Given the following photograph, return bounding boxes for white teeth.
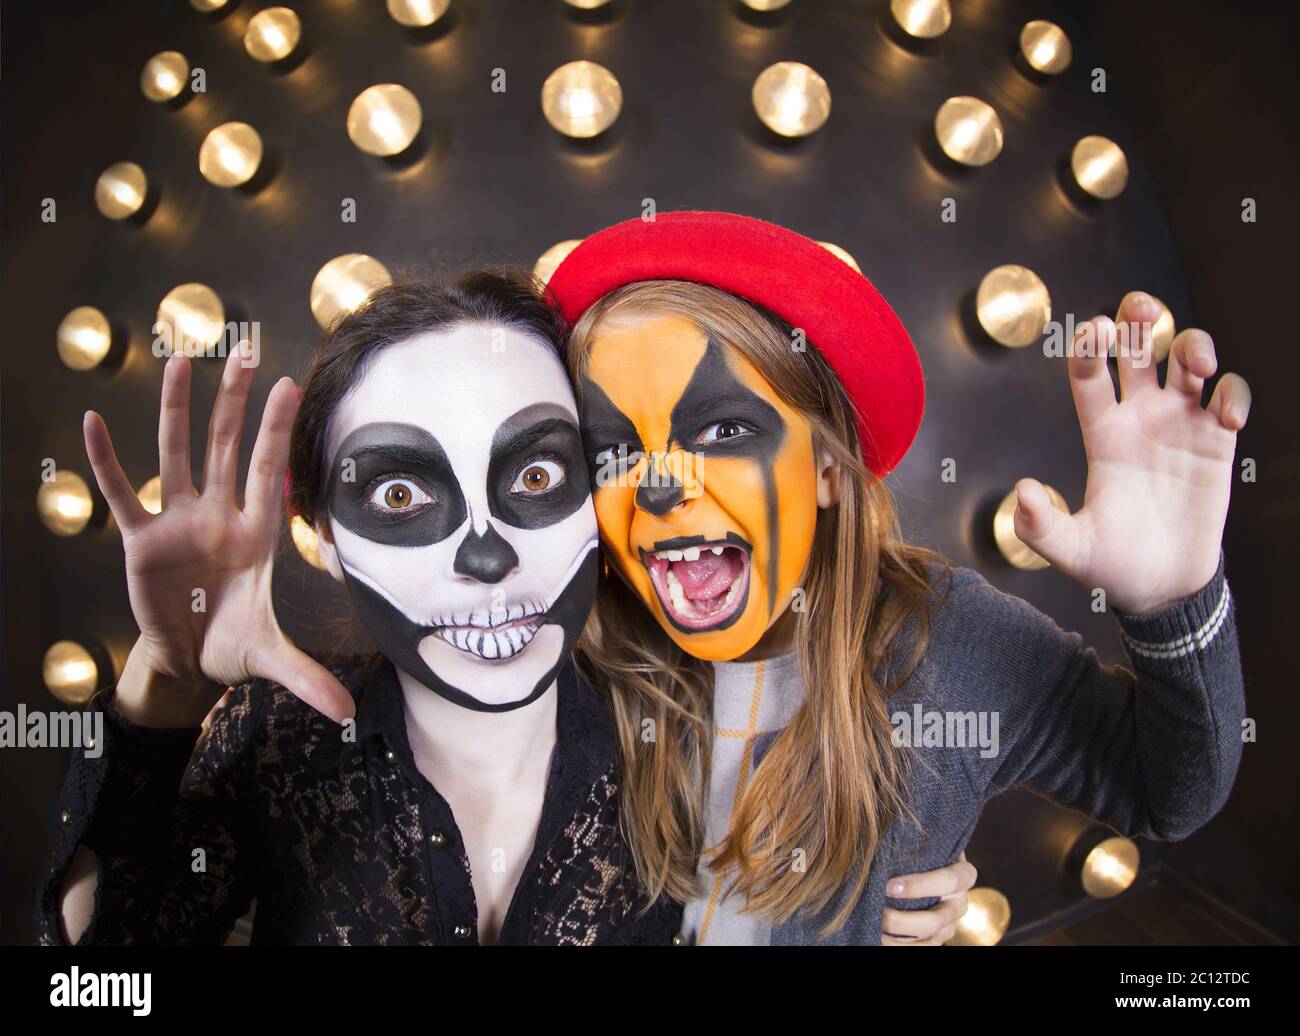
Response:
[437,619,539,660]
[682,547,701,562]
[725,579,739,605]
[666,549,683,561]
[666,567,688,610]
[710,546,724,556]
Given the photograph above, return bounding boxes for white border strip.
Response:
[1123,580,1232,661]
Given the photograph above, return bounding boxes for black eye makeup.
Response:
[488,404,590,530]
[328,422,467,547]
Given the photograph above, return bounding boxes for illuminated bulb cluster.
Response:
[534,240,583,286]
[949,888,1011,946]
[141,51,189,102]
[752,62,831,138]
[976,264,1051,348]
[993,485,1069,570]
[291,515,329,571]
[891,0,951,39]
[1116,294,1176,364]
[563,0,614,9]
[1082,836,1140,898]
[740,0,792,10]
[1021,20,1072,74]
[818,242,861,273]
[138,476,164,516]
[57,307,112,371]
[311,254,393,329]
[244,7,302,63]
[935,96,1003,167]
[43,641,100,705]
[1072,135,1129,200]
[199,122,263,187]
[157,283,226,355]
[37,471,94,537]
[348,84,423,156]
[94,162,148,221]
[388,0,452,25]
[541,61,623,139]
[189,0,230,11]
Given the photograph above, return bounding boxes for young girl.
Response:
[42,267,967,945]
[548,210,1251,944]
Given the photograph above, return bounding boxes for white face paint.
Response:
[321,324,599,711]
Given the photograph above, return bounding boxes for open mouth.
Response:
[638,533,752,634]
[431,600,547,661]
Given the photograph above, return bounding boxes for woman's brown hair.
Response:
[567,280,952,936]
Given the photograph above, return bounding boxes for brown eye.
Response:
[511,459,565,495]
[370,478,430,511]
[699,420,752,445]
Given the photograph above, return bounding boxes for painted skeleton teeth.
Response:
[438,619,540,661]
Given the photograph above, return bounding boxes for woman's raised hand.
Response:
[82,343,354,725]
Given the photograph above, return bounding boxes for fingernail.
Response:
[887,880,905,896]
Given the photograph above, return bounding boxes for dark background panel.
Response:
[1,0,1294,944]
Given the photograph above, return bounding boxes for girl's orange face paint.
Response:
[581,315,819,661]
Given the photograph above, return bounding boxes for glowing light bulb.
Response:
[1114,293,1175,365]
[157,283,226,356]
[386,0,451,25]
[976,264,1051,348]
[534,240,583,286]
[1072,135,1128,200]
[44,641,100,705]
[190,0,230,11]
[137,476,163,515]
[564,0,614,8]
[37,470,94,537]
[57,306,112,371]
[818,242,861,273]
[245,7,301,63]
[740,0,791,8]
[935,96,1003,166]
[752,62,831,137]
[1020,20,1072,75]
[199,122,263,187]
[541,61,623,138]
[310,254,393,330]
[348,84,422,156]
[1082,837,1140,898]
[891,0,951,39]
[94,162,147,220]
[141,51,189,102]
[291,515,329,570]
[949,888,1011,946]
[992,485,1069,570]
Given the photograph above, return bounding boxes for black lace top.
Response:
[38,655,682,946]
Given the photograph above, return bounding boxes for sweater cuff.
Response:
[1113,549,1232,663]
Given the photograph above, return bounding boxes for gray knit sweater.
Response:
[765,550,1243,945]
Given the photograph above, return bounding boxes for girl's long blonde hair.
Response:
[566,280,952,935]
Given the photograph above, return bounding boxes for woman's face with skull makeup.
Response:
[316,324,599,711]
[580,313,820,661]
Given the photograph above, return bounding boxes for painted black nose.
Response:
[635,479,685,517]
[635,454,685,516]
[453,525,519,583]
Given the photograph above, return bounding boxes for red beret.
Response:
[545,210,924,477]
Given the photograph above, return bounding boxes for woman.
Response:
[547,211,1251,944]
[41,268,968,945]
